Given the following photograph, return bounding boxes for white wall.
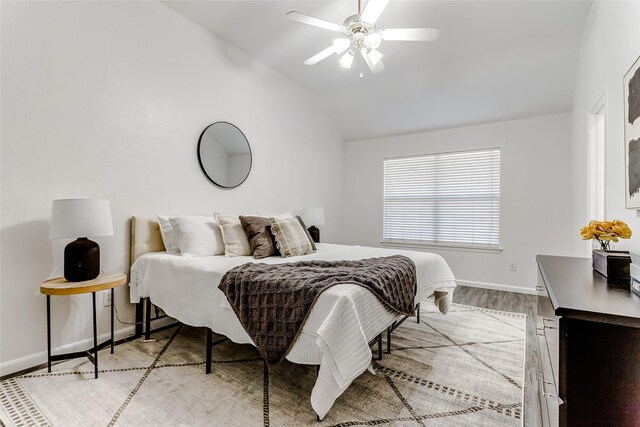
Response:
[571,0,640,255]
[343,114,574,292]
[0,1,344,375]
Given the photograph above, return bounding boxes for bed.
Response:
[128,216,457,419]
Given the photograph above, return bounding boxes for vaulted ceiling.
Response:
[164,1,592,141]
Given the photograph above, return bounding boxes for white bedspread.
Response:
[129,243,457,419]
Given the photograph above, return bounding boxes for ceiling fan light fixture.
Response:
[333,38,351,54]
[364,32,382,50]
[368,48,383,65]
[340,50,355,68]
[288,0,439,73]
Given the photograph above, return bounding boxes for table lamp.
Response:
[301,207,325,243]
[49,199,114,282]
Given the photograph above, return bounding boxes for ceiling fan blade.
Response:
[304,46,336,65]
[287,11,343,32]
[381,28,440,41]
[371,60,385,73]
[360,48,385,74]
[360,0,390,25]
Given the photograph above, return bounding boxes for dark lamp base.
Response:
[64,238,100,282]
[308,226,320,243]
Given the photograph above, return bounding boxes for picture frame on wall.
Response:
[624,55,640,209]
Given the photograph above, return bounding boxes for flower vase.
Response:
[592,249,631,285]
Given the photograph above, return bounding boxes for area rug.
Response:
[0,303,525,426]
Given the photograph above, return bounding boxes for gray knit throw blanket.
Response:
[218,255,417,365]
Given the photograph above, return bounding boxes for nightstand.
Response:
[40,272,127,378]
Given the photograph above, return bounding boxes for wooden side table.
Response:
[40,272,127,378]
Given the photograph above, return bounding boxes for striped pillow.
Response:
[295,215,317,251]
[269,216,314,257]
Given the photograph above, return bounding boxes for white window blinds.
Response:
[383,148,501,249]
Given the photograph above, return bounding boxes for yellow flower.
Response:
[580,226,594,240]
[613,220,632,238]
[580,219,632,241]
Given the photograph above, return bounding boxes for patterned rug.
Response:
[0,303,525,426]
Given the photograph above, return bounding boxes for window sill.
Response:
[380,241,503,254]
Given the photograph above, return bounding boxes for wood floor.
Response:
[452,285,540,427]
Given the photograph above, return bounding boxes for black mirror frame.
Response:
[197,121,252,189]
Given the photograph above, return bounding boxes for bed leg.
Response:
[205,328,213,374]
[315,365,321,422]
[145,298,152,340]
[134,301,144,338]
[377,333,383,360]
[416,302,420,324]
[386,326,392,354]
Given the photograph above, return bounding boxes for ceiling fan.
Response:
[287,0,439,74]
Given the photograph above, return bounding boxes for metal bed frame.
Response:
[133,297,180,340]
[136,298,421,367]
[386,302,420,354]
[135,293,421,423]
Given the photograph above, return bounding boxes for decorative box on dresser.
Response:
[536,255,640,427]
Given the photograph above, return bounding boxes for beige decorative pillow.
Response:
[214,212,252,256]
[269,216,314,257]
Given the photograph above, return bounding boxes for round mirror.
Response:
[197,122,252,188]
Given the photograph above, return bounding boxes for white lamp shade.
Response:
[49,199,114,239]
[302,207,326,226]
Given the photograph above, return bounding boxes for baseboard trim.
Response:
[457,279,536,295]
[0,316,176,378]
[0,326,134,378]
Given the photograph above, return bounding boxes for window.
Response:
[383,148,501,250]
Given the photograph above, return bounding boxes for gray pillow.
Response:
[239,216,279,259]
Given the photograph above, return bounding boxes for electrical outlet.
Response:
[103,291,112,307]
[509,261,518,271]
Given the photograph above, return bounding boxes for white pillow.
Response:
[169,215,224,256]
[156,215,180,254]
[214,212,252,257]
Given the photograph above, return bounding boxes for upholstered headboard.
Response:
[130,216,165,265]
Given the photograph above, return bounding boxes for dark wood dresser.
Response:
[536,255,640,427]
